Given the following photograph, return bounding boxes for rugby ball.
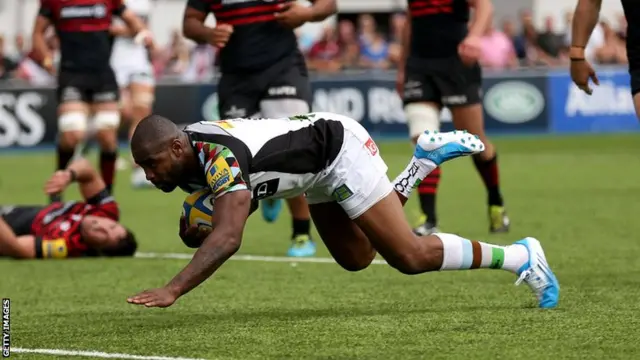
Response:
[182,188,215,229]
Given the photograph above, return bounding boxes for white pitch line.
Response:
[135,252,388,265]
[12,348,207,360]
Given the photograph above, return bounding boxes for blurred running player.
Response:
[397,0,510,235]
[0,158,137,259]
[110,0,157,188]
[125,113,559,310]
[182,0,337,257]
[31,0,154,201]
[570,0,640,118]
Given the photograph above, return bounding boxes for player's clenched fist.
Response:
[209,24,234,48]
[179,216,212,248]
[44,170,72,195]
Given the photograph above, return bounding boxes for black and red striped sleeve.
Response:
[111,0,127,16]
[39,0,53,19]
[187,0,210,14]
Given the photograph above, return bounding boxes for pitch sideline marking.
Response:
[135,252,388,265]
[12,348,208,360]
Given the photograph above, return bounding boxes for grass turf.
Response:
[2,134,640,359]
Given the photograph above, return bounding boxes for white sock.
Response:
[392,156,437,198]
[435,233,529,274]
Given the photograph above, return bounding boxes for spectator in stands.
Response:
[388,13,406,67]
[537,16,564,59]
[13,34,27,62]
[594,21,627,64]
[357,14,377,48]
[14,34,58,85]
[517,11,555,67]
[479,22,517,70]
[337,19,359,69]
[155,30,191,77]
[307,25,342,72]
[0,35,18,80]
[180,43,216,82]
[616,13,627,41]
[358,31,390,70]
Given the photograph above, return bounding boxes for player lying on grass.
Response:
[0,158,137,259]
[126,113,559,309]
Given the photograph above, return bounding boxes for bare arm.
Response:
[398,12,411,73]
[570,0,603,57]
[31,14,52,67]
[166,190,251,297]
[308,0,337,22]
[183,4,214,44]
[467,0,493,37]
[118,8,147,37]
[67,158,107,201]
[0,218,35,259]
[110,23,134,37]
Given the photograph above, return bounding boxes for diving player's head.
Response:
[80,216,138,256]
[131,114,191,192]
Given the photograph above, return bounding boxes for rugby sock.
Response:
[292,218,311,237]
[393,157,437,199]
[472,154,503,206]
[57,146,74,170]
[436,233,528,273]
[418,167,441,226]
[100,151,118,193]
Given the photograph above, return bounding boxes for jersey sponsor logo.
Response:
[364,138,378,156]
[215,120,234,129]
[42,238,68,259]
[441,95,468,105]
[207,157,233,192]
[332,184,354,203]
[0,92,47,148]
[253,179,280,200]
[484,81,545,124]
[60,4,108,19]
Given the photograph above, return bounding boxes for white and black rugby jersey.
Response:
[178,113,345,201]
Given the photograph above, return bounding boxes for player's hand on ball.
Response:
[570,59,599,95]
[274,2,313,29]
[127,287,179,308]
[210,24,234,48]
[457,35,481,66]
[44,170,72,195]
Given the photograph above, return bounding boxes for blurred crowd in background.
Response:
[0,9,629,85]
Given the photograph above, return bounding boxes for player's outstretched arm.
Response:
[127,190,252,308]
[44,158,107,202]
[0,218,35,259]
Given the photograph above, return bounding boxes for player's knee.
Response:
[131,91,154,109]
[58,111,88,133]
[336,249,376,272]
[94,111,121,130]
[405,103,440,141]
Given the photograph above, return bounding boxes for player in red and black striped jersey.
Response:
[31,0,154,202]
[0,158,137,259]
[182,0,336,257]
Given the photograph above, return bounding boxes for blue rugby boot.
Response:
[514,237,560,309]
[414,130,485,165]
[261,199,283,223]
[287,234,316,257]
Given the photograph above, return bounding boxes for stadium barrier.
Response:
[0,67,638,149]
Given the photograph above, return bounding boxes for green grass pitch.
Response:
[2,134,640,359]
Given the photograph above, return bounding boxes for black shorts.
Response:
[0,205,43,236]
[403,56,482,107]
[217,52,312,118]
[57,69,120,104]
